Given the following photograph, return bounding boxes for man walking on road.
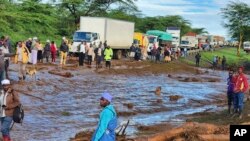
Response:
[233,66,249,119]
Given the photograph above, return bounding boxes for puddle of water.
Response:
[9,69,229,141]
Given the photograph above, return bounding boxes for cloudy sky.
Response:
[135,0,250,39]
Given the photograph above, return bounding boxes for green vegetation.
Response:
[0,0,209,45]
[201,47,250,64]
[221,1,250,55]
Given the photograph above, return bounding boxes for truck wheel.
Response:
[117,50,122,60]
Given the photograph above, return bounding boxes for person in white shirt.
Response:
[79,41,86,66]
[87,44,94,67]
[0,79,20,141]
[78,41,86,66]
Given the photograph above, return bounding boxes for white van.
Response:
[243,41,250,53]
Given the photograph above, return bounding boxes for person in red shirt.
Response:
[50,41,57,63]
[233,66,249,119]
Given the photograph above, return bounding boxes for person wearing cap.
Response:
[233,66,249,119]
[43,40,51,63]
[104,46,113,69]
[92,92,117,141]
[0,79,20,141]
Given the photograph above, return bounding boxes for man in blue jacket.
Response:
[92,92,117,141]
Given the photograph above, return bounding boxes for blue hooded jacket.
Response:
[92,105,117,141]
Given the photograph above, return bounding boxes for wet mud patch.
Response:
[48,69,74,77]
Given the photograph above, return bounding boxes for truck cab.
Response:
[243,41,250,53]
[147,35,159,53]
[180,40,191,49]
[71,31,100,53]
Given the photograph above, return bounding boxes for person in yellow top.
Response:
[104,46,113,69]
[60,40,69,66]
[14,41,30,81]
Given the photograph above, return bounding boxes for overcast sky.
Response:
[135,0,250,39]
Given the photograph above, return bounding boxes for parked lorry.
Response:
[71,17,135,59]
[133,32,149,48]
[146,30,172,53]
[243,41,250,53]
[180,36,198,50]
[166,27,180,47]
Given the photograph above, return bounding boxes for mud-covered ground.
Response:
[5,58,235,141]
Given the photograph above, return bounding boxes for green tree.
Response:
[56,0,138,29]
[191,28,208,35]
[135,15,192,36]
[221,1,250,55]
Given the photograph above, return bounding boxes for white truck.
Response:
[166,27,180,48]
[180,36,198,50]
[71,17,135,59]
[243,41,250,53]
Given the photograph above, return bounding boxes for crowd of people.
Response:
[1,35,250,141]
[129,43,182,63]
[0,36,116,84]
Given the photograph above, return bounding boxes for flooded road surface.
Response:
[9,65,228,141]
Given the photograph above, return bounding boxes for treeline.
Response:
[0,0,207,43]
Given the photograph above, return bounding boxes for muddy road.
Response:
[8,60,229,141]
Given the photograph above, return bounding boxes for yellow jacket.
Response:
[14,45,30,64]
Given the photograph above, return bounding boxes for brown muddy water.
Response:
[7,63,229,141]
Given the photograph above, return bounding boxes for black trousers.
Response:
[79,53,85,66]
[106,61,111,68]
[88,55,92,65]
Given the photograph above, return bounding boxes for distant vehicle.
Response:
[181,35,198,49]
[71,17,135,59]
[166,27,180,47]
[243,41,250,53]
[147,35,159,53]
[133,32,149,48]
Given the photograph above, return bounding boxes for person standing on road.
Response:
[195,52,201,67]
[233,66,249,119]
[227,70,235,114]
[92,92,117,141]
[95,45,103,69]
[15,41,30,81]
[0,49,15,85]
[1,44,11,79]
[104,46,113,69]
[50,41,57,63]
[0,79,20,141]
[43,40,51,63]
[87,44,94,67]
[78,41,86,66]
[60,40,69,66]
[129,43,136,60]
[222,56,226,70]
[184,47,187,57]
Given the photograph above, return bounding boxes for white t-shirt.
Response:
[17,47,23,62]
[79,44,86,53]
